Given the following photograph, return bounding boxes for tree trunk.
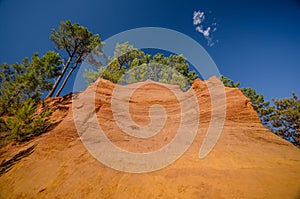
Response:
[54,62,78,97]
[46,57,72,98]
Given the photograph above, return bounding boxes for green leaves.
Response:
[48,20,102,97]
[267,93,300,146]
[0,52,62,116]
[84,42,198,89]
[0,20,102,143]
[2,99,52,142]
[150,53,197,85]
[240,88,273,117]
[50,20,101,61]
[219,75,240,88]
[0,52,58,143]
[118,62,191,90]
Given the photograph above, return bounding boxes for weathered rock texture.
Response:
[0,77,300,199]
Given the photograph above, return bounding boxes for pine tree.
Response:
[267,93,300,147]
[0,52,62,116]
[0,52,60,142]
[219,75,240,88]
[47,20,102,97]
[240,87,274,125]
[83,42,198,89]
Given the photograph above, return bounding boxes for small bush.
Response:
[0,99,52,142]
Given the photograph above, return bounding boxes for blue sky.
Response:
[0,0,299,101]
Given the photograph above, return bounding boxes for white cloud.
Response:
[193,10,217,47]
[195,26,211,37]
[193,11,205,25]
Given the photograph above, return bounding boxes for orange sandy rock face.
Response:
[0,77,300,199]
[96,80,181,153]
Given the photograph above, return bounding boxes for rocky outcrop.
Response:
[0,77,299,199]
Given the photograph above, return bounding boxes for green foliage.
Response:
[84,42,198,89]
[0,118,7,132]
[48,20,103,97]
[267,93,300,147]
[219,75,240,88]
[0,41,61,144]
[113,42,147,67]
[1,99,52,142]
[119,62,191,90]
[0,20,102,143]
[101,59,127,83]
[240,87,274,124]
[150,54,198,85]
[83,58,127,84]
[0,52,62,116]
[50,20,101,60]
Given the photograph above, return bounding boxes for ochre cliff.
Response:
[0,77,299,198]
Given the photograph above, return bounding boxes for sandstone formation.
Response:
[0,77,300,198]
